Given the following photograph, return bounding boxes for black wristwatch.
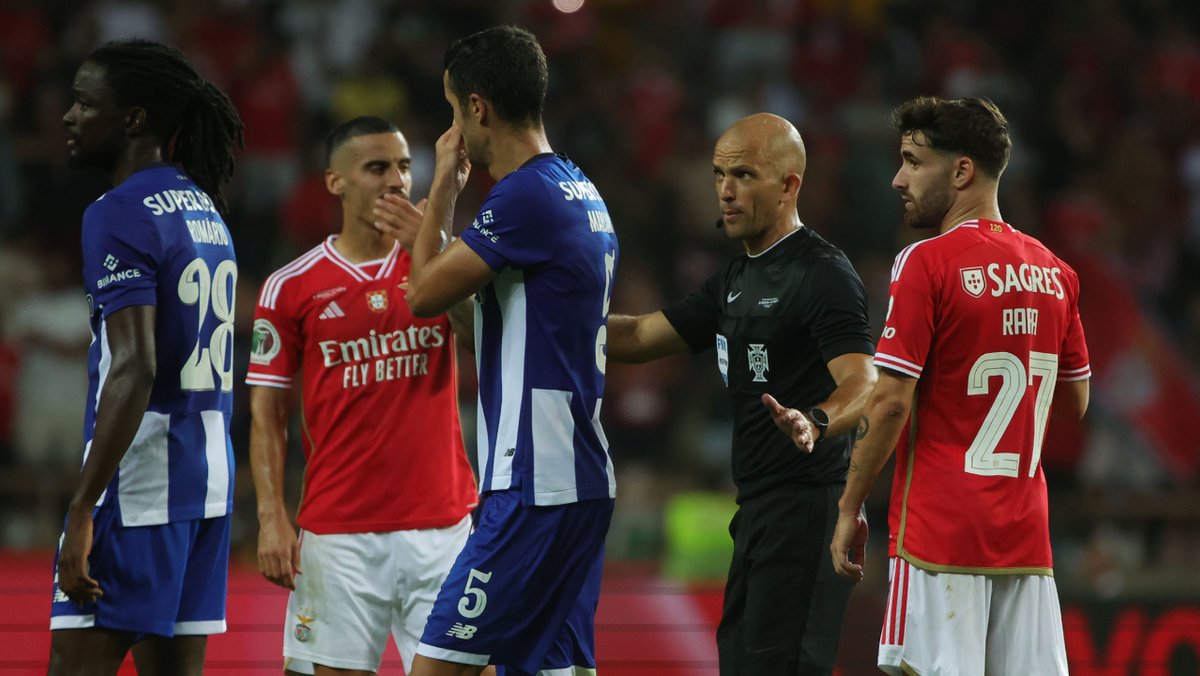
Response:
[804,407,830,441]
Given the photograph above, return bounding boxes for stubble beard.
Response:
[905,182,955,230]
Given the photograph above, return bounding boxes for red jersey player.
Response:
[829,98,1090,676]
[247,117,478,676]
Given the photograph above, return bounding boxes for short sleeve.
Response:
[874,245,938,378]
[81,195,161,318]
[661,271,722,354]
[246,280,302,389]
[798,256,876,363]
[459,174,554,272]
[1057,267,1090,381]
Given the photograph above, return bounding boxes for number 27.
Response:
[964,350,1058,478]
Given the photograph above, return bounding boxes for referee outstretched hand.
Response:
[762,393,816,453]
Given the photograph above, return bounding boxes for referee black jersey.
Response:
[663,226,875,502]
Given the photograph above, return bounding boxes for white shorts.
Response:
[878,557,1069,676]
[283,515,471,674]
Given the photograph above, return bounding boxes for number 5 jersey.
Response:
[875,219,1091,574]
[81,164,236,527]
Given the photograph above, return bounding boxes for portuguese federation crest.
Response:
[960,267,986,298]
[748,344,769,383]
[366,289,388,313]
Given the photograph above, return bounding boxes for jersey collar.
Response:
[322,235,400,283]
[747,224,805,259]
[519,152,559,169]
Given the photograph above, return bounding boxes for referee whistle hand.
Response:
[762,393,815,453]
[831,511,868,583]
[257,516,302,591]
[58,510,103,606]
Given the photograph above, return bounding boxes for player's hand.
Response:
[831,509,868,582]
[435,124,471,194]
[58,508,102,606]
[373,194,427,253]
[762,393,815,453]
[257,513,302,591]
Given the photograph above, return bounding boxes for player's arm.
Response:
[59,304,157,604]
[408,125,496,318]
[830,367,918,582]
[763,352,877,453]
[1053,378,1089,421]
[448,298,475,352]
[249,385,302,590]
[607,312,691,364]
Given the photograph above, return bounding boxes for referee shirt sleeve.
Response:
[661,271,722,354]
[798,256,876,363]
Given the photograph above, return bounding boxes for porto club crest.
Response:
[366,289,388,313]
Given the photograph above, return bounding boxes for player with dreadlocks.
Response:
[48,39,243,676]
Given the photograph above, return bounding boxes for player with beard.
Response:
[50,39,243,676]
[831,97,1091,676]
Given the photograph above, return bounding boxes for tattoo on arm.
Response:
[854,415,869,447]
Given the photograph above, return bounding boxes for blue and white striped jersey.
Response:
[81,164,236,526]
[460,153,618,506]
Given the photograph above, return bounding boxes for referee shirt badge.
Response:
[366,289,388,312]
[716,334,730,386]
[748,344,769,382]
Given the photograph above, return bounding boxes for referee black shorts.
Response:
[716,483,855,676]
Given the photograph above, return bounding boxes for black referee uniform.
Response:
[662,226,874,676]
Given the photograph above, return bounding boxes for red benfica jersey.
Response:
[247,237,477,534]
[875,219,1090,574]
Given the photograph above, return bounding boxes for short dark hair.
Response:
[892,97,1011,179]
[87,39,244,213]
[325,116,400,166]
[444,26,548,128]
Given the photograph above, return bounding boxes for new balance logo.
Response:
[446,623,478,639]
[319,301,345,320]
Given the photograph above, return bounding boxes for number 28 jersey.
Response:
[81,164,237,528]
[875,219,1090,574]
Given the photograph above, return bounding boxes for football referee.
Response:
[607,113,877,676]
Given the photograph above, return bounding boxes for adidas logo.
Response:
[319,301,345,320]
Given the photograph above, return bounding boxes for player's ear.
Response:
[953,156,975,189]
[470,93,488,127]
[125,106,148,137]
[325,168,344,197]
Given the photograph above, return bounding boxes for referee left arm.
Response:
[763,352,877,452]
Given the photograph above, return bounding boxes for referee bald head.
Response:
[713,113,807,255]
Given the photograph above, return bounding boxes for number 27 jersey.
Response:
[81,165,236,528]
[875,219,1090,573]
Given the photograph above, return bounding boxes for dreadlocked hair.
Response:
[87,39,245,213]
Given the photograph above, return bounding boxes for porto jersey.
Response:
[460,153,619,506]
[876,219,1091,573]
[81,164,237,527]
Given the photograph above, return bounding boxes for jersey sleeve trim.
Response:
[260,246,324,310]
[246,373,293,388]
[874,353,923,378]
[1058,366,1091,381]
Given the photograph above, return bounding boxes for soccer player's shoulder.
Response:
[259,241,327,309]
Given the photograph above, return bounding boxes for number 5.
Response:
[457,568,492,619]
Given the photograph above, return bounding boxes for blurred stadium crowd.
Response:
[1,0,1199,601]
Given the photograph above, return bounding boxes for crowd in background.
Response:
[1,0,1199,600]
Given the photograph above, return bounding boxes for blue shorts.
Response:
[50,504,230,637]
[416,490,613,674]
